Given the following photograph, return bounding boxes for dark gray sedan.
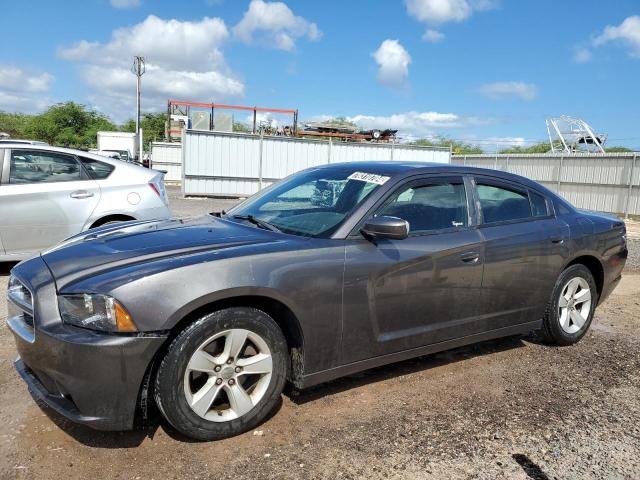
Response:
[7,162,627,440]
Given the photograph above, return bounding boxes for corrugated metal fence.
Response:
[150,142,182,181]
[182,130,451,196]
[451,153,640,217]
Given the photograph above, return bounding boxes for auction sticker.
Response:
[348,171,390,185]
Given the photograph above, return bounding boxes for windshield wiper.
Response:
[232,214,281,233]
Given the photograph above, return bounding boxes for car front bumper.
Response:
[8,257,167,431]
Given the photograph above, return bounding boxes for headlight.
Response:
[58,294,137,332]
[8,276,32,309]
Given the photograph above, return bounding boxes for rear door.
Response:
[472,176,569,328]
[0,149,101,256]
[341,175,485,364]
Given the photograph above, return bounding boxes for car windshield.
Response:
[226,167,389,237]
[105,149,129,161]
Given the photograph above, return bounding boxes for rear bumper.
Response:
[10,319,166,430]
[132,204,171,221]
[599,273,622,305]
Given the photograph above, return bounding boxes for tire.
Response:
[541,264,598,346]
[154,307,288,441]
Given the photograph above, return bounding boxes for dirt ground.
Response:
[0,188,639,480]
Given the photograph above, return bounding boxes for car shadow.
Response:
[288,334,530,405]
[32,390,285,448]
[29,333,532,447]
[34,400,156,448]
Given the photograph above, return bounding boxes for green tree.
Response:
[0,112,31,138]
[121,113,166,144]
[498,142,553,154]
[605,146,633,153]
[233,122,252,133]
[327,116,358,128]
[22,102,116,147]
[413,136,483,155]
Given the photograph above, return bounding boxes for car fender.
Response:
[164,285,305,334]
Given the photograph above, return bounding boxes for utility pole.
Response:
[131,56,146,160]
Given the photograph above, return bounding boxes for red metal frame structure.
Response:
[166,99,298,139]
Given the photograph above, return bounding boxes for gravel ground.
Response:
[624,220,640,270]
[0,188,639,479]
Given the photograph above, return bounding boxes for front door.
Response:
[0,149,101,256]
[341,175,485,364]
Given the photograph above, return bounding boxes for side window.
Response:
[10,150,82,184]
[530,191,548,217]
[79,156,115,180]
[378,179,468,232]
[555,200,571,216]
[476,182,531,223]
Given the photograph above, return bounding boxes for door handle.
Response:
[70,190,94,199]
[460,252,480,264]
[550,237,564,244]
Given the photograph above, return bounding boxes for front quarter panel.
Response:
[62,238,346,375]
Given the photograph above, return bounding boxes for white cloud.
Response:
[110,0,140,8]
[233,0,321,51]
[59,15,229,71]
[593,15,640,58]
[372,39,411,89]
[422,29,445,43]
[0,91,50,113]
[321,111,493,139]
[405,0,472,24]
[0,65,53,113]
[573,47,592,63]
[0,65,53,93]
[478,81,538,101]
[405,0,497,41]
[306,110,495,142]
[58,15,243,121]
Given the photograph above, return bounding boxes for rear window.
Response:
[530,191,548,217]
[477,183,532,223]
[80,157,115,180]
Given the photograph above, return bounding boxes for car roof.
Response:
[0,139,48,145]
[312,160,563,198]
[5,143,136,167]
[311,161,444,176]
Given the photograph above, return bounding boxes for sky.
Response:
[1,0,640,150]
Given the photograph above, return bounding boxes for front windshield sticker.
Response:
[348,171,390,185]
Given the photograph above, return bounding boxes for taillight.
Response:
[149,182,161,197]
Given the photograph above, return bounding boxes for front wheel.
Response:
[541,264,597,346]
[154,307,288,440]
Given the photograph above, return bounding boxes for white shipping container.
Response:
[151,142,182,181]
[97,131,138,162]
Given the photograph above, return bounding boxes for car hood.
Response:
[41,216,282,285]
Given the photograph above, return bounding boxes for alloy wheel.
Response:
[183,328,273,422]
[558,277,592,334]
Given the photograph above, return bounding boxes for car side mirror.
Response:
[361,216,410,240]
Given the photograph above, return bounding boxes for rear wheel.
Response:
[541,264,597,345]
[154,307,288,440]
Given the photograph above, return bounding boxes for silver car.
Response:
[0,144,171,261]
